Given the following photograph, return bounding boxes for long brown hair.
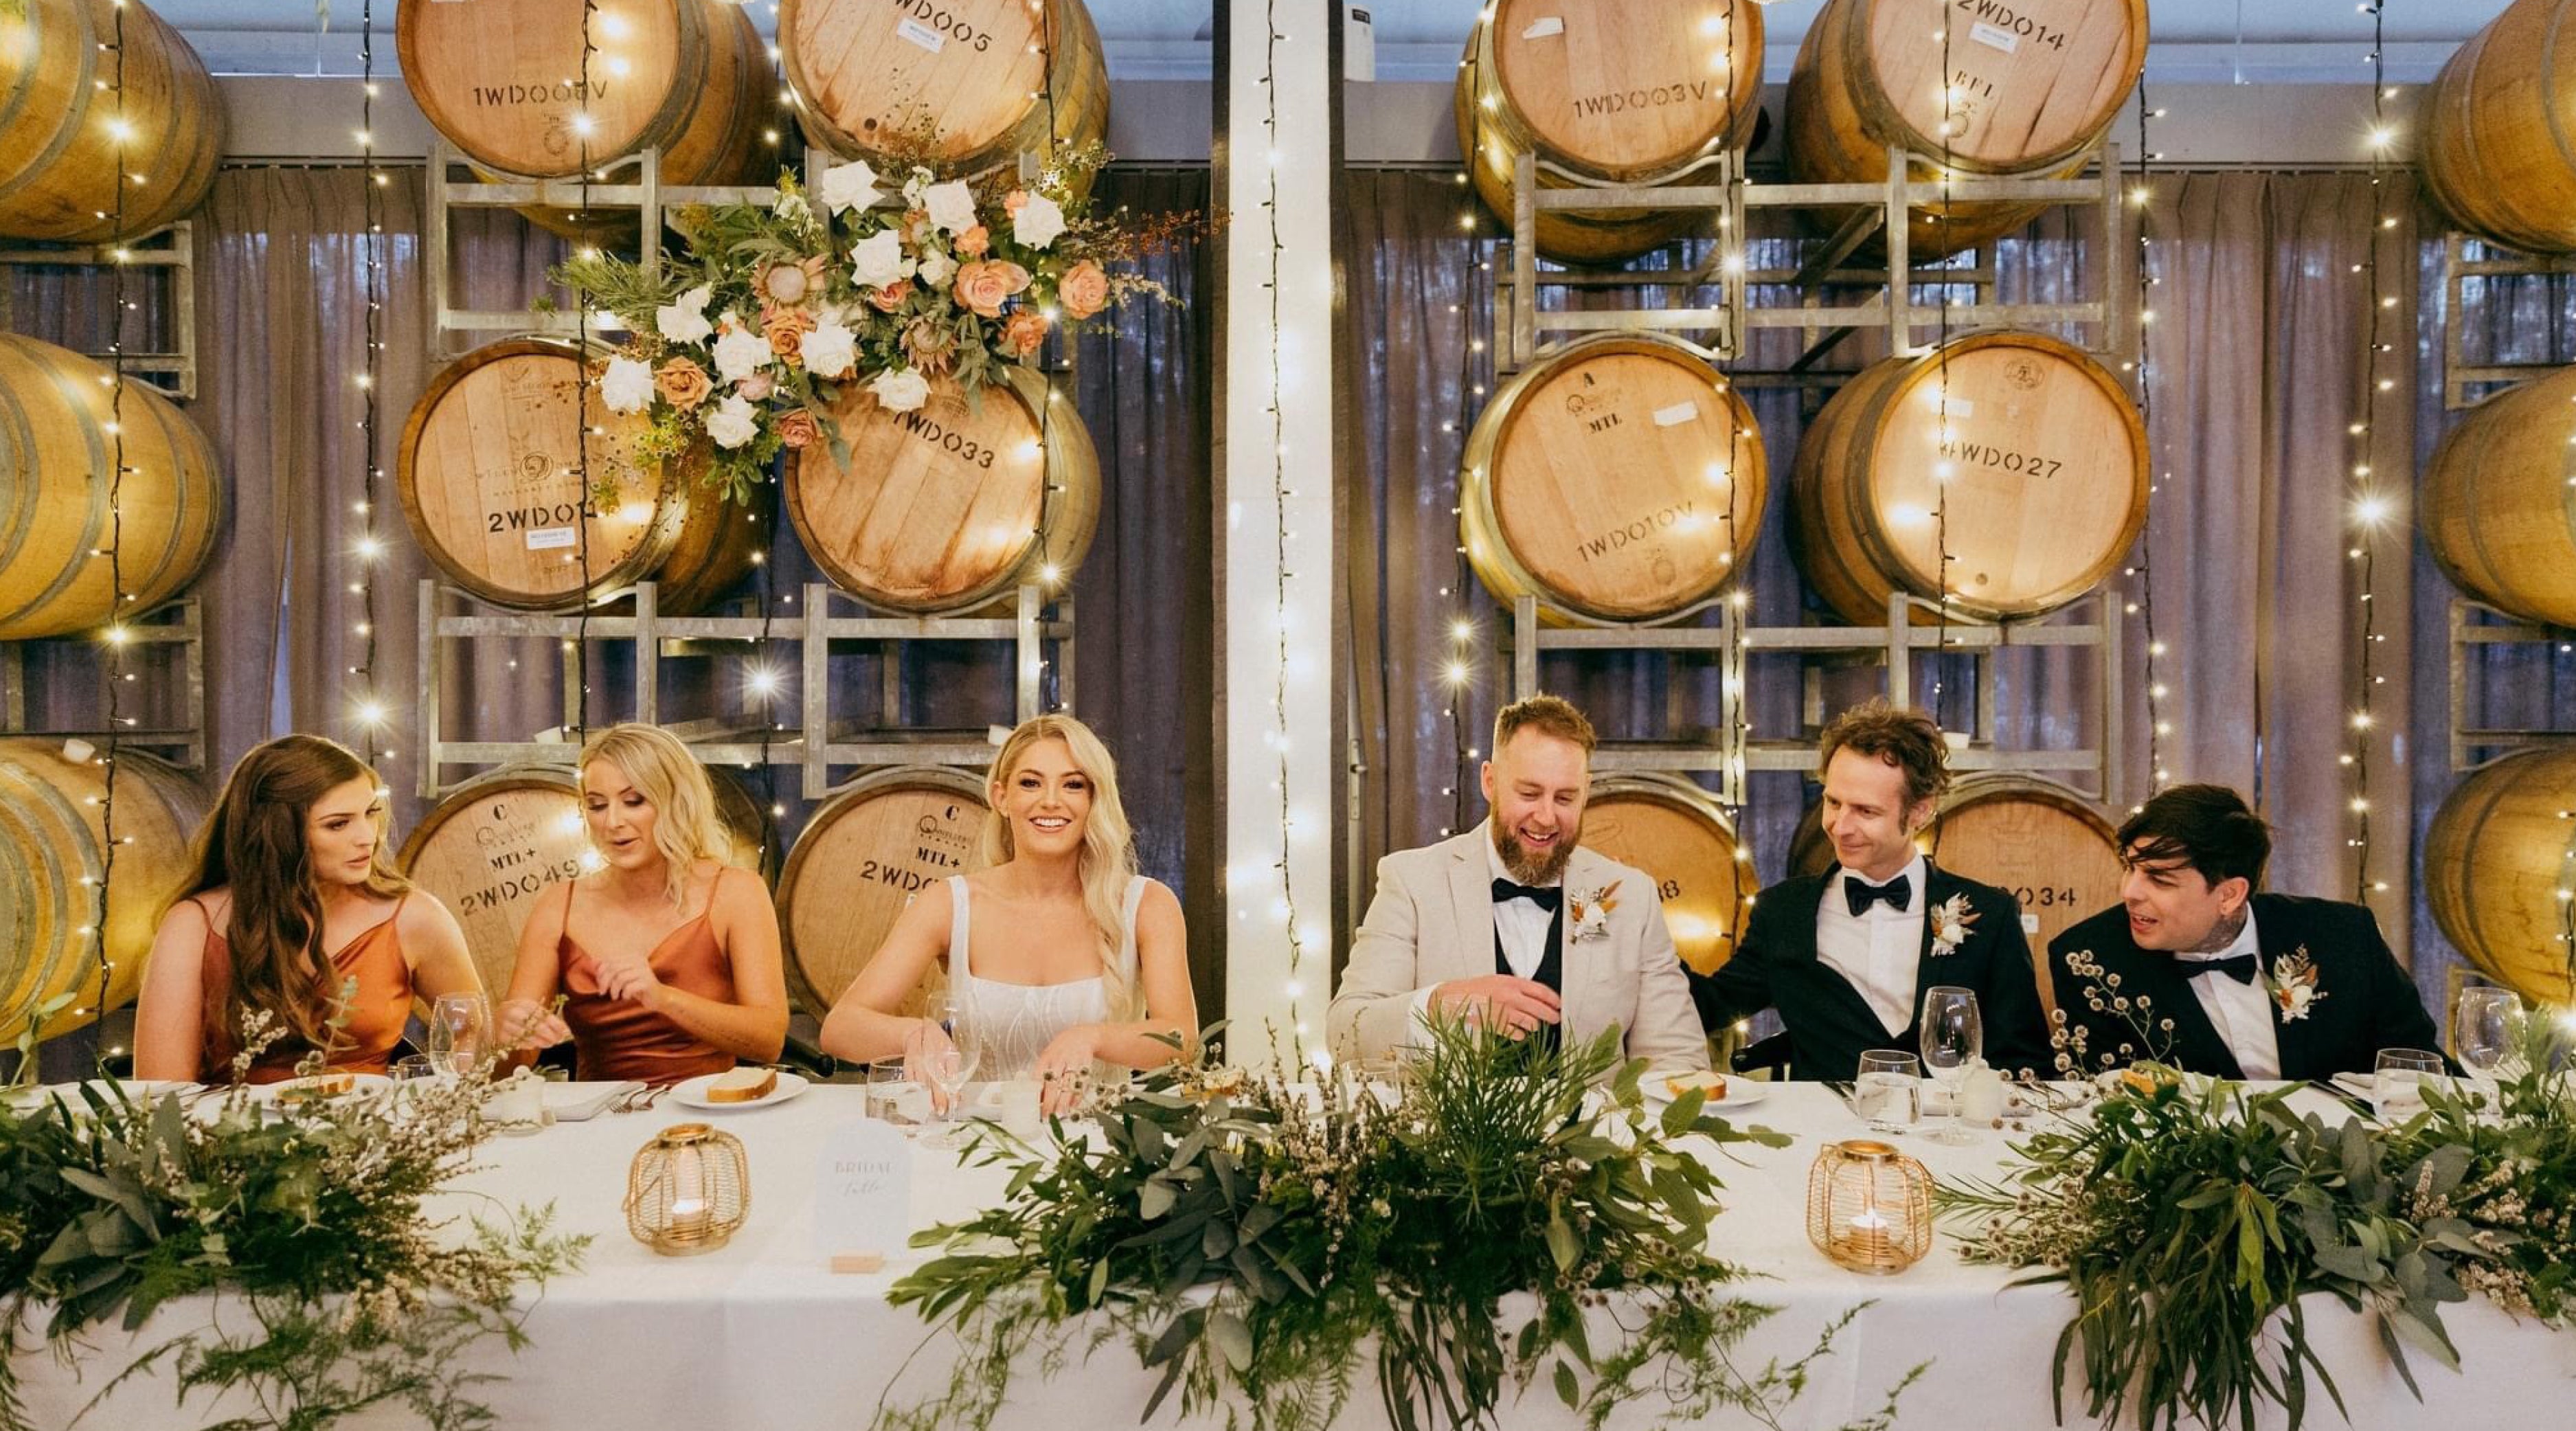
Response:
[170,734,409,1057]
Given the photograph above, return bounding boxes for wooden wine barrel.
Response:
[2424,747,2576,1006]
[1453,0,1764,264]
[0,0,223,243]
[0,739,205,1044]
[398,0,772,234]
[0,333,222,640]
[1787,771,2122,1015]
[397,764,778,1007]
[2419,0,2576,254]
[1460,334,1766,627]
[2420,365,2576,627]
[397,339,765,614]
[1785,0,2147,260]
[776,765,991,1018]
[780,0,1109,186]
[788,366,1099,616]
[1579,774,1752,976]
[1790,330,2145,626]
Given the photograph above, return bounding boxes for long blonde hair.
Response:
[980,714,1141,1020]
[578,723,723,908]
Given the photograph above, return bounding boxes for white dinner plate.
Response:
[670,1069,810,1111]
[1642,1074,1768,1111]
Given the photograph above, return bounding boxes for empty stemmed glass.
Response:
[426,994,491,1079]
[2453,986,2523,1086]
[2374,1048,2445,1120]
[1917,987,1983,1146]
[918,991,982,1150]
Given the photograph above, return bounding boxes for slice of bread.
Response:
[705,1066,777,1104]
[1663,1070,1727,1102]
[276,1071,356,1105]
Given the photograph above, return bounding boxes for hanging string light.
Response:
[1439,172,1481,840]
[2347,3,2398,905]
[81,0,138,1057]
[1929,18,1958,754]
[572,0,600,741]
[1258,0,1313,1052]
[348,0,389,763]
[2129,83,2170,799]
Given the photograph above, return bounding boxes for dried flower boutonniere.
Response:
[1929,892,1979,958]
[2266,947,2327,1022]
[1566,881,1621,944]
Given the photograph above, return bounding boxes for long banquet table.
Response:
[16,1081,2573,1429]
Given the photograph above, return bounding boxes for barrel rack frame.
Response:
[0,596,207,772]
[1488,141,2137,385]
[0,221,197,400]
[415,578,1072,800]
[2448,597,2576,772]
[2439,232,2576,411]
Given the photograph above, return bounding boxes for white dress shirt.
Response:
[1409,838,1560,1027]
[1818,855,1928,1037]
[2173,909,2281,1079]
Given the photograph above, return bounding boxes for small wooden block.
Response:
[828,1252,886,1274]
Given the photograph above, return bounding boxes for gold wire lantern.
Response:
[1806,1139,1933,1275]
[625,1122,751,1256]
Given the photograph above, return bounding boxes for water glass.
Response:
[1855,1050,1922,1134]
[919,993,982,1149]
[2453,987,2522,1081]
[858,1061,910,1125]
[2374,1048,2445,1119]
[1917,987,1983,1146]
[428,993,492,1079]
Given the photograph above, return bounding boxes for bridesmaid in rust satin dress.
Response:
[134,735,484,1085]
[497,724,788,1084]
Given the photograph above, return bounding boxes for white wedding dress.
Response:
[947,875,1145,1079]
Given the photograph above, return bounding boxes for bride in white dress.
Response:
[820,715,1195,1114]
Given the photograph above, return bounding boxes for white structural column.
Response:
[1221,0,1335,1061]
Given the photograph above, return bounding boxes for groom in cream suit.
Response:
[1328,695,1710,1073]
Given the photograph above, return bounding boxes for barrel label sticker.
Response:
[1953,1,2070,54]
[892,2,995,54]
[1520,16,1565,40]
[2022,914,2041,935]
[897,17,947,53]
[1651,401,1697,428]
[1934,396,1975,418]
[526,526,579,550]
[1574,501,1695,563]
[1968,21,2021,54]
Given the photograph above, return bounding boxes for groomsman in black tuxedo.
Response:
[1690,701,2052,1081]
[2047,785,2439,1081]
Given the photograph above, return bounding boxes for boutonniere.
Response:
[1566,881,1620,945]
[1928,892,1978,957]
[2266,946,2327,1022]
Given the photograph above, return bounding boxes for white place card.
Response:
[813,1120,912,1265]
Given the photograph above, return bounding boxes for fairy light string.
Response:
[1258,0,1311,1043]
[572,0,599,741]
[84,0,137,1055]
[1439,174,1479,840]
[2347,3,2397,904]
[350,0,388,759]
[2132,82,2169,797]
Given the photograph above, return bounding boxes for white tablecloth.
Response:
[16,1083,2573,1428]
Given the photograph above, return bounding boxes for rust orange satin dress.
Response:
[194,896,414,1085]
[558,891,740,1086]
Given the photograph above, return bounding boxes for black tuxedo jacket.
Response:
[1688,861,2053,1082]
[2045,892,2440,1081]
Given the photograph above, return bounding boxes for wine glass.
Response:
[1917,987,1982,1146]
[919,991,982,1150]
[1855,1050,1922,1134]
[2453,986,2522,1084]
[429,994,492,1079]
[2373,1048,2445,1120]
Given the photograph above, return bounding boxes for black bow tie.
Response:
[1844,873,1910,917]
[2186,953,2261,984]
[1491,877,1561,912]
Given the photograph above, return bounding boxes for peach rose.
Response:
[1001,308,1049,359]
[1057,260,1110,321]
[654,356,712,408]
[956,225,990,257]
[1004,190,1030,217]
[776,407,819,450]
[762,304,817,359]
[866,279,914,314]
[953,260,1032,319]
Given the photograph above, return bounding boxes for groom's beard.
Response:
[1493,818,1577,887]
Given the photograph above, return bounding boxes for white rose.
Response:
[655,284,714,344]
[704,393,760,449]
[914,247,956,289]
[1013,193,1067,250]
[817,159,883,215]
[710,321,771,383]
[923,179,978,235]
[849,228,916,289]
[799,320,858,380]
[598,355,655,414]
[902,168,933,205]
[868,367,930,413]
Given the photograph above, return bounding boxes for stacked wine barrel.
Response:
[773,766,991,1017]
[0,738,207,1045]
[1785,0,2147,260]
[2419,364,2576,629]
[1789,331,2147,624]
[0,0,225,242]
[1452,0,1765,264]
[780,0,1109,188]
[0,333,223,640]
[397,765,778,1004]
[1577,774,1752,976]
[2418,0,2576,254]
[2423,747,2576,1006]
[1460,333,1767,626]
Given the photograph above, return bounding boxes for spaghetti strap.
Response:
[947,876,973,980]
